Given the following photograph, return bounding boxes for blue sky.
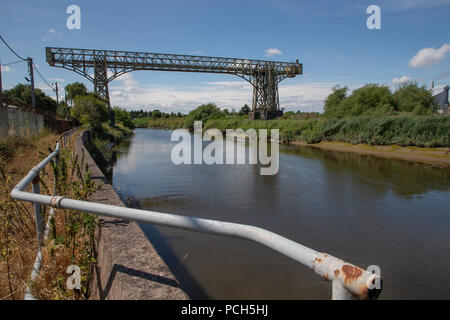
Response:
[1,0,449,113]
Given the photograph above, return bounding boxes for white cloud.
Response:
[2,66,11,72]
[409,44,450,67]
[108,72,337,113]
[114,73,138,92]
[48,78,65,82]
[204,81,249,89]
[265,48,283,57]
[392,76,412,84]
[42,28,63,42]
[279,82,337,112]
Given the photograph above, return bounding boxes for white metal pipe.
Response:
[24,249,42,300]
[31,178,44,247]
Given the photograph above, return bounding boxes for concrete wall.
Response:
[0,105,74,139]
[76,130,188,300]
[0,105,44,138]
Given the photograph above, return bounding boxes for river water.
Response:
[112,128,450,299]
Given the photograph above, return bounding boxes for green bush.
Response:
[113,106,135,129]
[323,82,436,118]
[184,103,224,130]
[71,95,109,127]
[393,82,436,113]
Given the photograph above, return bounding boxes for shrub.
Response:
[184,103,224,130]
[71,95,109,127]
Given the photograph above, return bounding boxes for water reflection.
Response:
[281,145,450,198]
[112,129,450,299]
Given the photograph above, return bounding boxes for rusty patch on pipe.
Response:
[341,264,363,284]
[334,269,340,277]
[50,196,64,208]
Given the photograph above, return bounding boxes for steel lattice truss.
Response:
[46,47,302,113]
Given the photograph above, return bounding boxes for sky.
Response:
[1,0,450,113]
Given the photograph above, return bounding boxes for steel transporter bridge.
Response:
[46,47,303,120]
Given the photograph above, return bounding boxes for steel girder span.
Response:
[46,47,302,117]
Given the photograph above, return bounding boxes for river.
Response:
[111,128,450,299]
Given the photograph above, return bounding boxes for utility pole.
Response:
[27,57,36,109]
[0,58,3,107]
[54,82,59,114]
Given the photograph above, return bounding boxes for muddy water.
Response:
[112,128,450,299]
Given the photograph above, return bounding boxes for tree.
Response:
[184,103,224,129]
[3,83,57,112]
[342,84,396,116]
[239,104,250,115]
[324,84,396,117]
[113,106,135,128]
[393,82,435,113]
[58,100,71,116]
[151,109,162,118]
[323,86,348,117]
[71,95,108,127]
[65,82,88,106]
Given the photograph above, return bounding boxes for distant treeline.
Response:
[133,82,449,147]
[5,80,447,147]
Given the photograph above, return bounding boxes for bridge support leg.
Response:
[93,53,114,125]
[93,54,111,110]
[249,71,282,120]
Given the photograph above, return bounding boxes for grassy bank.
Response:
[0,129,99,299]
[137,114,450,148]
[134,116,185,129]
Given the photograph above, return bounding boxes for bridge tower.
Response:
[249,64,283,120]
[93,51,110,109]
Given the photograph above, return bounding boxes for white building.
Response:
[432,85,449,114]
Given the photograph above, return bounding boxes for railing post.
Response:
[332,280,356,300]
[54,151,58,194]
[32,176,45,247]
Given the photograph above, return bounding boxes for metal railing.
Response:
[11,128,382,300]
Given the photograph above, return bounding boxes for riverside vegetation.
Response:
[134,82,449,148]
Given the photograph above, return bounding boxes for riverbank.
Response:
[290,140,450,168]
[86,123,134,180]
[139,115,450,168]
[77,130,188,300]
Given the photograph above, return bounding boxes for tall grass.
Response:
[133,113,449,148]
[205,115,449,147]
[0,131,100,299]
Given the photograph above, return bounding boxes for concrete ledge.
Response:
[76,130,188,300]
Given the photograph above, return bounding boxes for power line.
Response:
[0,34,27,61]
[33,63,55,92]
[1,60,25,66]
[1,34,57,100]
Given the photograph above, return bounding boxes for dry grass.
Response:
[0,129,99,300]
[0,130,58,300]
